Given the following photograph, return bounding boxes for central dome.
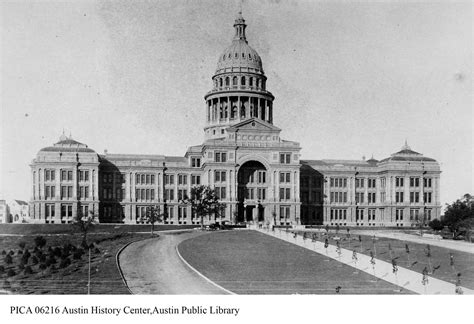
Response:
[215,12,264,74]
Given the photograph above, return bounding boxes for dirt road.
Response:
[118,231,228,294]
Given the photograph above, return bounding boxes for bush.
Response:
[34,236,47,249]
[39,263,47,270]
[429,219,444,231]
[1,250,5,255]
[31,256,39,265]
[47,256,56,265]
[0,265,4,273]
[4,254,12,264]
[94,247,100,254]
[18,250,23,255]
[53,247,62,257]
[59,258,71,269]
[21,254,30,264]
[9,250,15,256]
[18,263,25,271]
[24,266,33,275]
[18,241,26,250]
[7,269,15,277]
[39,254,46,263]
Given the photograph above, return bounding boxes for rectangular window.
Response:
[191,157,201,168]
[368,192,376,203]
[279,153,291,164]
[165,189,174,201]
[279,188,291,201]
[396,177,404,187]
[356,209,364,221]
[68,171,73,181]
[356,178,365,188]
[396,192,404,203]
[368,209,376,221]
[410,177,420,187]
[45,204,55,219]
[214,170,226,183]
[423,178,432,188]
[368,178,376,188]
[178,206,187,219]
[215,152,227,163]
[410,209,420,221]
[410,192,420,203]
[380,177,386,188]
[191,175,201,185]
[165,174,174,185]
[425,209,432,221]
[178,189,187,200]
[424,192,432,203]
[279,172,291,183]
[356,192,364,204]
[257,188,266,200]
[396,209,404,221]
[279,205,290,220]
[258,171,266,184]
[380,192,386,203]
[178,174,188,185]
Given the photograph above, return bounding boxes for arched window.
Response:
[231,105,237,119]
[248,53,252,59]
[241,76,246,86]
[242,53,245,58]
[249,77,253,87]
[219,78,223,87]
[233,76,238,86]
[225,77,230,86]
[228,53,231,59]
[223,54,226,60]
[235,52,238,58]
[240,102,246,118]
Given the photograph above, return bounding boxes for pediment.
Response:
[227,118,281,133]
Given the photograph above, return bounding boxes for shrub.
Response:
[53,247,62,257]
[429,219,444,231]
[9,250,15,256]
[48,256,56,265]
[7,269,15,277]
[94,247,100,254]
[21,254,30,264]
[24,266,33,275]
[31,256,39,265]
[72,251,83,260]
[4,254,13,264]
[18,263,25,271]
[39,263,47,270]
[1,250,6,255]
[18,250,23,255]
[39,254,46,263]
[59,258,71,269]
[0,265,4,273]
[34,236,47,249]
[18,241,26,250]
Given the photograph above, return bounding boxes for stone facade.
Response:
[29,12,441,227]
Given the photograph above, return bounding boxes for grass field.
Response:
[0,231,154,294]
[289,229,474,289]
[178,230,412,294]
[0,223,196,235]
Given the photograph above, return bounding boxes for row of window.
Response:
[44,169,89,182]
[165,174,201,186]
[214,75,264,90]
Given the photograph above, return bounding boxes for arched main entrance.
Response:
[236,160,267,223]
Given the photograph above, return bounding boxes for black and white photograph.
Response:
[0,0,472,322]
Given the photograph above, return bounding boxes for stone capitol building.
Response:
[29,12,441,227]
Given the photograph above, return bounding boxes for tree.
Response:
[184,185,225,230]
[141,205,163,236]
[442,194,474,236]
[34,236,47,249]
[428,219,444,231]
[72,210,97,248]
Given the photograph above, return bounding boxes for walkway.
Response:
[352,230,474,254]
[257,228,473,295]
[118,231,228,294]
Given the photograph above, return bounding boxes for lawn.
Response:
[178,230,412,294]
[291,228,474,289]
[0,231,153,294]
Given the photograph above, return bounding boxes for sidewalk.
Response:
[352,230,474,254]
[256,228,473,295]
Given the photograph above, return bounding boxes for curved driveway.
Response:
[119,231,228,294]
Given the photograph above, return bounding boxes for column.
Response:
[237,96,241,122]
[258,97,261,119]
[56,168,61,199]
[227,96,230,122]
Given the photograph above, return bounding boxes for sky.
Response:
[0,0,472,209]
